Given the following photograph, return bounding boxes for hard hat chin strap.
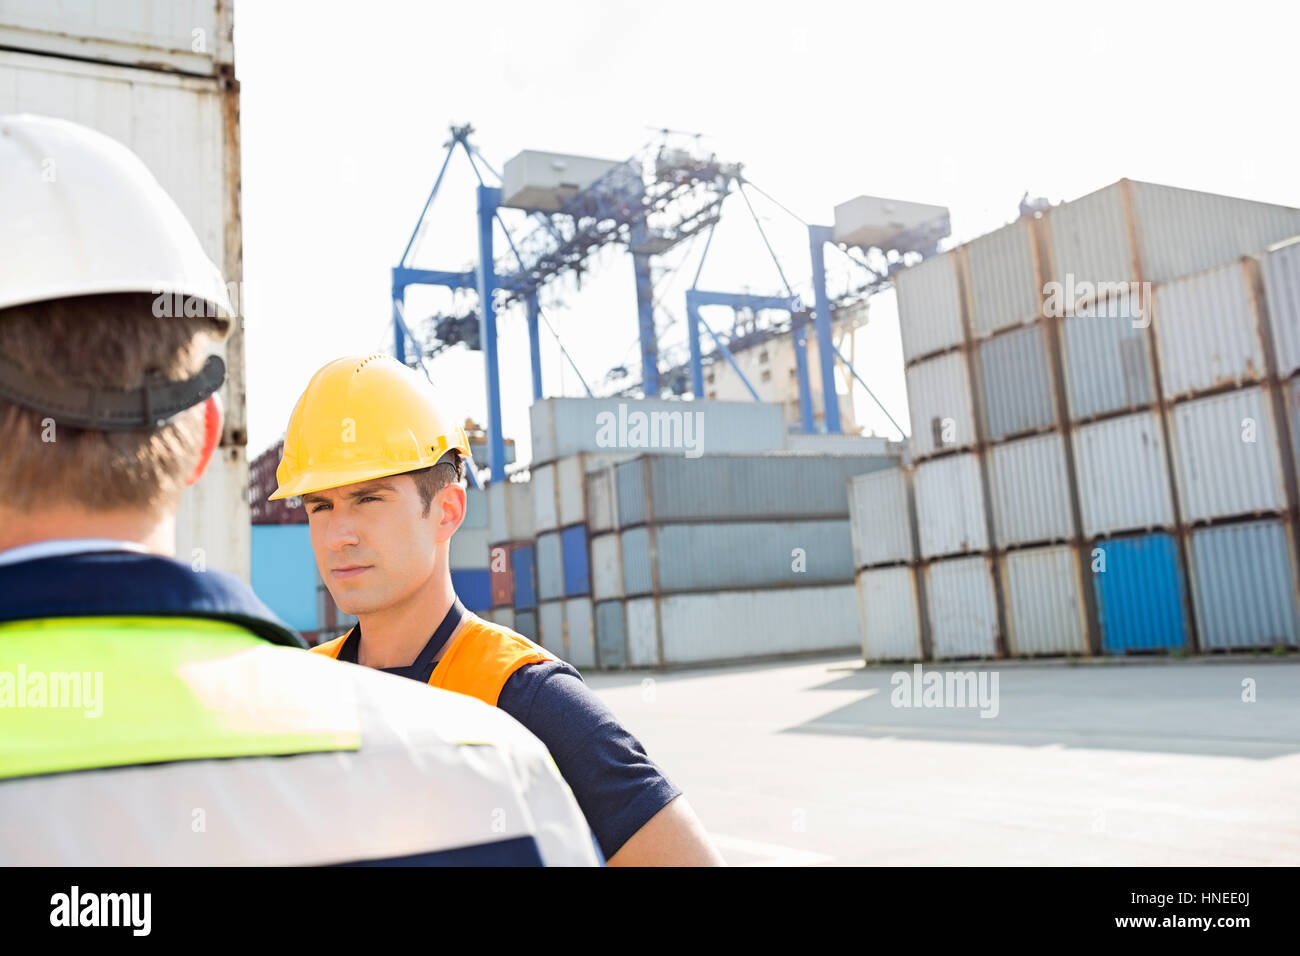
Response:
[0,353,226,432]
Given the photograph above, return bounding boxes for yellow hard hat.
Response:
[269,354,473,500]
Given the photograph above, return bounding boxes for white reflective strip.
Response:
[0,651,599,866]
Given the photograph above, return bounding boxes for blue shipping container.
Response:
[561,524,590,597]
[1093,533,1187,652]
[452,569,492,612]
[250,524,320,633]
[513,545,537,610]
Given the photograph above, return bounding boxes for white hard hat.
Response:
[0,113,234,331]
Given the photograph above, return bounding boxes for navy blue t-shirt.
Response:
[334,599,681,860]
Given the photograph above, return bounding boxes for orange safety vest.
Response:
[310,613,558,708]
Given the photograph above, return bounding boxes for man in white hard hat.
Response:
[0,113,600,866]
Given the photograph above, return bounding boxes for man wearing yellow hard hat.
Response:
[271,355,725,866]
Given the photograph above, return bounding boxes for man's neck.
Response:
[0,505,174,555]
[355,573,456,669]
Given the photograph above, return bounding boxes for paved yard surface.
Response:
[585,655,1300,865]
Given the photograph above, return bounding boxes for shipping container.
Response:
[514,609,538,642]
[489,543,514,608]
[784,433,892,455]
[1288,377,1300,482]
[590,532,623,600]
[618,519,853,595]
[1072,411,1174,536]
[656,585,858,664]
[250,524,319,634]
[1092,533,1187,653]
[965,217,1042,338]
[586,468,617,532]
[922,556,999,659]
[847,468,915,568]
[1047,179,1300,291]
[529,396,785,465]
[1154,260,1267,399]
[248,440,306,525]
[906,351,979,457]
[986,432,1075,547]
[1000,546,1089,656]
[538,600,565,657]
[1189,520,1300,649]
[462,486,488,529]
[894,249,965,363]
[1060,292,1156,420]
[1261,239,1300,378]
[487,478,534,544]
[914,453,988,559]
[513,544,537,610]
[560,524,590,597]
[491,607,516,632]
[535,531,564,601]
[626,597,660,667]
[855,566,923,661]
[532,462,559,533]
[1169,386,1289,522]
[614,453,895,527]
[564,597,596,669]
[451,569,491,612]
[594,600,627,669]
[556,455,586,527]
[449,527,489,570]
[0,34,248,577]
[977,323,1058,439]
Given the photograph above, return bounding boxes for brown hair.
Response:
[407,450,466,518]
[0,292,224,513]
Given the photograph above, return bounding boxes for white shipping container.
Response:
[965,217,1042,338]
[905,351,978,457]
[487,479,534,543]
[1072,411,1175,536]
[532,462,558,533]
[848,468,915,568]
[1001,547,1089,656]
[1154,260,1266,398]
[556,454,585,527]
[1169,386,1289,522]
[914,454,988,559]
[564,597,596,670]
[894,250,965,363]
[987,432,1075,546]
[923,556,999,659]
[449,527,490,569]
[856,567,923,661]
[590,532,623,601]
[491,607,516,632]
[538,600,565,657]
[1261,239,1300,378]
[626,597,659,667]
[585,468,616,532]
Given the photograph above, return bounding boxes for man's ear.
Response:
[186,392,223,488]
[437,482,467,542]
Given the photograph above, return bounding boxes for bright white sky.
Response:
[234,0,1300,464]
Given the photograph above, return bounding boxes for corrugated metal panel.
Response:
[176,449,249,578]
[855,567,923,661]
[848,468,915,568]
[1072,411,1174,536]
[489,544,513,608]
[1061,293,1156,420]
[0,0,233,73]
[535,531,564,601]
[586,469,616,532]
[658,585,858,664]
[615,454,895,527]
[449,528,489,569]
[1130,181,1300,283]
[1288,377,1300,482]
[513,545,536,610]
[595,600,627,669]
[1190,520,1300,649]
[914,453,988,558]
[487,480,533,543]
[987,432,1075,546]
[620,520,854,594]
[966,218,1042,338]
[532,463,558,532]
[462,486,488,529]
[1154,260,1266,398]
[538,601,565,656]
[561,524,590,597]
[515,609,538,641]
[626,597,659,667]
[978,323,1057,439]
[1261,241,1300,377]
[451,569,491,612]
[905,351,978,457]
[1001,546,1088,655]
[923,556,998,658]
[620,527,652,596]
[1047,182,1135,290]
[590,532,622,600]
[250,524,318,633]
[528,397,785,465]
[556,455,585,526]
[1093,533,1187,652]
[894,250,965,363]
[1170,386,1288,522]
[493,607,515,632]
[784,433,891,455]
[564,597,595,669]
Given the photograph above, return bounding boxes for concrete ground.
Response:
[585,654,1300,866]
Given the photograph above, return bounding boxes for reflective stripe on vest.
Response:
[311,613,558,707]
[0,616,361,781]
